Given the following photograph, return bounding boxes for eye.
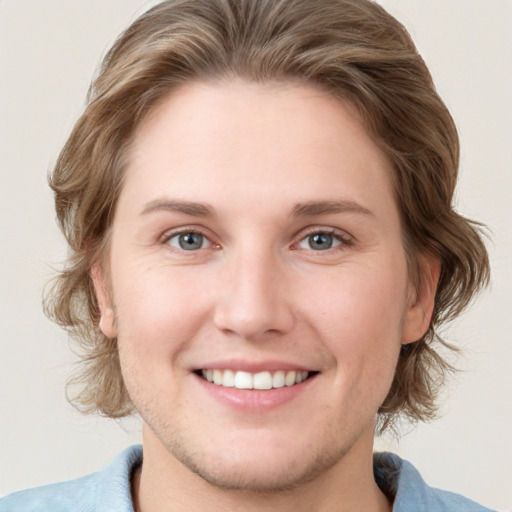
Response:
[166,231,210,251]
[297,231,344,251]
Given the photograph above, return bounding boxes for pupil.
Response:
[310,233,332,250]
[179,233,202,250]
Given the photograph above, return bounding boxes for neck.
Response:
[132,425,392,512]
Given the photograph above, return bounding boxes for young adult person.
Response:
[0,0,494,510]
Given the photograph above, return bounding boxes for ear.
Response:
[91,264,117,339]
[401,254,441,345]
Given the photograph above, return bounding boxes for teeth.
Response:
[253,371,272,390]
[234,371,253,389]
[296,371,308,384]
[222,369,235,387]
[285,371,296,386]
[213,369,223,385]
[272,370,285,388]
[200,369,311,389]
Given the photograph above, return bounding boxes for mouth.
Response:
[196,369,318,390]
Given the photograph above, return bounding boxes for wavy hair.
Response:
[44,0,490,430]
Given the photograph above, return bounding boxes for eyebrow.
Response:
[140,198,373,219]
[290,199,374,218]
[141,199,215,217]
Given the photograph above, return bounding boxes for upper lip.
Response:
[194,359,317,373]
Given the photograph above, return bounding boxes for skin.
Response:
[93,81,438,512]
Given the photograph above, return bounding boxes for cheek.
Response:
[111,270,203,408]
[111,264,212,360]
[306,261,408,340]
[302,260,408,388]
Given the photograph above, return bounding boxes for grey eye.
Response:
[298,232,341,251]
[309,233,333,250]
[168,232,207,251]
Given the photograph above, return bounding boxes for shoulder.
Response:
[0,473,98,512]
[0,445,142,512]
[374,452,497,512]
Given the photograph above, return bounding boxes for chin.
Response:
[164,430,348,493]
[177,453,339,493]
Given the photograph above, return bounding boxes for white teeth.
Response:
[295,371,308,384]
[285,371,296,386]
[213,369,223,385]
[201,369,311,389]
[253,371,272,390]
[234,371,253,389]
[222,369,235,387]
[272,371,285,388]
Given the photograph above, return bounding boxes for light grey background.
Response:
[0,1,511,509]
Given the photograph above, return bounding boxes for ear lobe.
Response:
[401,254,441,345]
[91,264,117,339]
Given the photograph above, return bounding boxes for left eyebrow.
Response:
[290,199,374,218]
[140,199,215,217]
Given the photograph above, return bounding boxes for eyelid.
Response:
[160,226,219,250]
[293,226,354,250]
[158,225,353,252]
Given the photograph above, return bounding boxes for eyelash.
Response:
[160,227,353,253]
[293,227,354,252]
[161,228,216,252]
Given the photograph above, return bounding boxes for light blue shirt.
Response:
[0,445,496,511]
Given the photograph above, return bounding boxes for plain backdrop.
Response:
[0,0,511,510]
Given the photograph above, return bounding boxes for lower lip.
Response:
[194,373,317,412]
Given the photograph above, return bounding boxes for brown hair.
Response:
[45,0,490,429]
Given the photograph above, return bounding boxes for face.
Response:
[95,81,432,491]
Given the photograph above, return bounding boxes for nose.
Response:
[213,250,295,341]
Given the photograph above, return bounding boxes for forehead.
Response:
[122,80,397,224]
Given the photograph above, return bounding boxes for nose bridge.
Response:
[213,242,294,339]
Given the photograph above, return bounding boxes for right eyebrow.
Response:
[140,199,215,217]
[290,199,374,218]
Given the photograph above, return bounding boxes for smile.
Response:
[200,369,313,390]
